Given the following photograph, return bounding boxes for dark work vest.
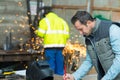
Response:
[85,20,120,80]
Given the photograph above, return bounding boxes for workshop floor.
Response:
[0,74,97,80]
[54,74,97,80]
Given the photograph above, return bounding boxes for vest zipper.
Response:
[87,37,105,79]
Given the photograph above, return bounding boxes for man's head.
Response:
[71,11,95,36]
[42,6,52,17]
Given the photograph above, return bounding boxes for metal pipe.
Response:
[87,0,91,13]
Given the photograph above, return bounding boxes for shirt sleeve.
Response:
[35,18,47,38]
[102,24,120,80]
[72,52,93,80]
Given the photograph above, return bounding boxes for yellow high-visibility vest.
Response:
[35,12,70,48]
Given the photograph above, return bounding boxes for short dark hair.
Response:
[42,6,52,17]
[71,11,95,25]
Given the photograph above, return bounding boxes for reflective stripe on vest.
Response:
[45,18,69,35]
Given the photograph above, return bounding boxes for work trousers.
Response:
[44,48,64,75]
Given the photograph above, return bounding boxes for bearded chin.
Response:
[83,35,90,37]
[83,35,87,37]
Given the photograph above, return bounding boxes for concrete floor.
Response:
[0,74,97,80]
[54,74,97,80]
[83,74,97,80]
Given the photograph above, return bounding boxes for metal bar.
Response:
[0,50,41,62]
[26,0,34,38]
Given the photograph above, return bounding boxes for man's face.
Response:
[74,20,93,36]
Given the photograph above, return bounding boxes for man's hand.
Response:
[34,30,38,34]
[63,73,75,80]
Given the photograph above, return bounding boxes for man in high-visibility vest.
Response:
[35,7,70,75]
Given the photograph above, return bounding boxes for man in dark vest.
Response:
[63,11,120,80]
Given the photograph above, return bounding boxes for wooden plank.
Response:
[52,5,120,12]
[52,5,86,10]
[93,7,120,12]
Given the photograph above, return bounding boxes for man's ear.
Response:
[87,20,91,24]
[86,20,92,26]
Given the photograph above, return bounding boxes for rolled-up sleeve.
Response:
[72,52,93,80]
